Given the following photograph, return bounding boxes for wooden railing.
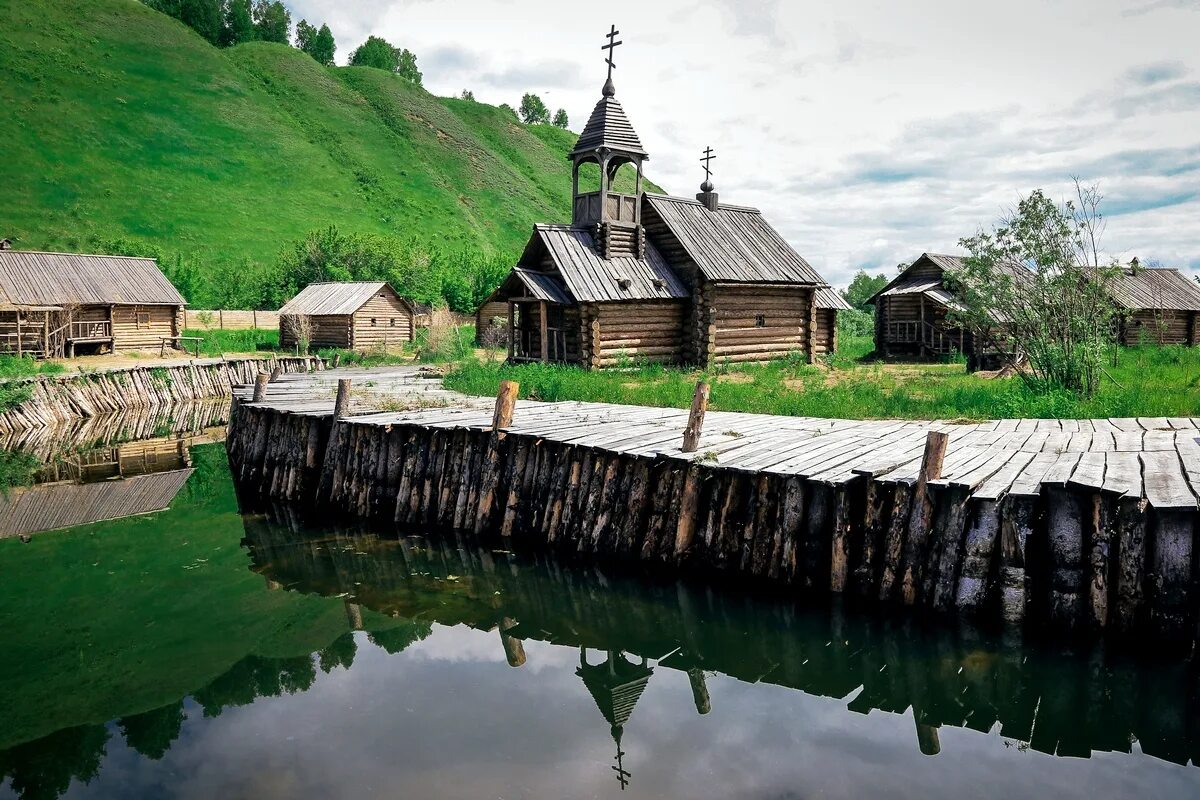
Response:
[885,319,961,355]
[572,191,638,226]
[514,327,567,362]
[886,320,919,343]
[69,320,112,340]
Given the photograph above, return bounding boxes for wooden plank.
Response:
[1066,451,1106,492]
[1102,451,1142,498]
[1140,451,1197,509]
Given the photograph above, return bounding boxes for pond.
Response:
[1,439,1198,799]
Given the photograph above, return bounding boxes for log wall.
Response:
[112,305,178,350]
[699,284,814,365]
[0,356,319,433]
[813,308,837,357]
[581,301,685,368]
[1121,310,1197,346]
[280,314,352,350]
[352,293,415,348]
[226,404,1200,649]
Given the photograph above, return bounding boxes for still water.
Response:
[1,441,1199,799]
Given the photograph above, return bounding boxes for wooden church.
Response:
[487,27,840,369]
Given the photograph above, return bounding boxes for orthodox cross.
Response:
[701,147,716,182]
[602,24,622,81]
[611,740,630,790]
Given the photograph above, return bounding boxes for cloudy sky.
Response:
[288,0,1200,287]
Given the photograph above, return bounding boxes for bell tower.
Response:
[568,25,647,258]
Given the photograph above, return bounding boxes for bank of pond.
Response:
[1,442,1199,799]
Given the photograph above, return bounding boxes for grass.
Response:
[182,327,279,356]
[444,336,1200,420]
[0,0,657,307]
[0,354,66,414]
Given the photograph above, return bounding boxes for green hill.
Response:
[0,0,653,308]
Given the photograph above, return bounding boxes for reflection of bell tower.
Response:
[576,647,654,791]
[569,25,647,259]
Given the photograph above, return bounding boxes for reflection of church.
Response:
[576,648,654,790]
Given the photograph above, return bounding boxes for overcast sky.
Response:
[288,0,1200,287]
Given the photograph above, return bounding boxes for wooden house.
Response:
[278,281,415,351]
[1105,264,1200,346]
[485,54,837,370]
[0,250,187,358]
[868,253,1033,364]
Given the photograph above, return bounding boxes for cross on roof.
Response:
[602,24,622,81]
[701,147,716,182]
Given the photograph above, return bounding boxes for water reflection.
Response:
[2,447,1199,799]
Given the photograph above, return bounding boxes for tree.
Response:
[252,0,290,44]
[950,180,1119,395]
[552,108,569,128]
[350,35,398,71]
[143,0,222,44]
[118,701,185,761]
[220,0,254,46]
[296,19,335,65]
[460,89,475,101]
[396,47,422,85]
[518,92,550,125]
[842,270,888,311]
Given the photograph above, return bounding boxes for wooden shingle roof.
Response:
[569,94,647,158]
[279,282,409,316]
[526,224,688,303]
[644,194,825,285]
[0,251,186,307]
[815,287,852,311]
[1105,267,1200,312]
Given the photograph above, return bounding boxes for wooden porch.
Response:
[507,299,572,364]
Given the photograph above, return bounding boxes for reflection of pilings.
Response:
[239,512,1200,768]
[344,599,363,631]
[687,668,711,715]
[500,616,527,667]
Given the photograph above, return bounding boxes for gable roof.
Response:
[522,224,688,303]
[1105,267,1200,312]
[868,252,1032,306]
[279,282,409,316]
[569,93,647,159]
[0,251,186,307]
[644,194,825,285]
[815,287,852,311]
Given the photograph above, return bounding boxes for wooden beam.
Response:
[681,380,710,453]
[334,378,352,419]
[492,380,519,431]
[901,430,949,605]
[539,300,548,362]
[252,371,270,402]
[507,302,515,361]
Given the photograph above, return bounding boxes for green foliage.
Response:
[954,183,1118,396]
[251,0,290,44]
[552,108,569,128]
[842,270,888,311]
[117,702,184,761]
[3,0,615,307]
[349,35,421,84]
[143,0,223,44]
[445,337,1200,421]
[836,307,874,338]
[296,20,335,66]
[519,92,550,125]
[460,89,475,101]
[182,327,278,355]
[220,0,255,46]
[0,449,40,491]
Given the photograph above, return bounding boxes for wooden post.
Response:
[268,364,282,383]
[492,380,519,431]
[252,371,270,402]
[334,378,352,420]
[806,290,817,364]
[332,352,341,368]
[538,301,549,362]
[681,381,710,453]
[687,667,711,715]
[499,616,527,667]
[15,314,21,357]
[900,430,948,605]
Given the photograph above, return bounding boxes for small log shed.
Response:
[1105,263,1200,346]
[279,281,415,351]
[0,250,187,358]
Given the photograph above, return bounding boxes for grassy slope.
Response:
[447,337,1200,420]
[0,0,656,296]
[0,444,409,750]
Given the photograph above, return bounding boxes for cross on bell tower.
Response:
[567,25,649,257]
[697,146,719,211]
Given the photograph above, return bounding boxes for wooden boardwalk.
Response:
[234,366,1200,511]
[227,366,1200,645]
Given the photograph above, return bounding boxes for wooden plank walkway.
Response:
[235,366,1200,511]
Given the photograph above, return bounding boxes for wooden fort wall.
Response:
[226,404,1199,648]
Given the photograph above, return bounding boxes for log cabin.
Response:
[0,250,187,358]
[1106,262,1200,346]
[868,253,1032,366]
[484,49,839,370]
[278,281,415,351]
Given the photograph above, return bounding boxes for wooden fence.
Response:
[185,310,279,331]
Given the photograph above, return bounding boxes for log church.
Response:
[487,27,841,369]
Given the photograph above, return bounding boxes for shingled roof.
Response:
[279,282,410,316]
[815,287,852,311]
[1105,267,1200,311]
[569,91,647,159]
[521,224,688,302]
[868,253,1032,305]
[0,250,186,308]
[644,194,825,285]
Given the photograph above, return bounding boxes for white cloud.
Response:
[285,0,1200,288]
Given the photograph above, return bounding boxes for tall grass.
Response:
[182,328,279,356]
[444,337,1200,420]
